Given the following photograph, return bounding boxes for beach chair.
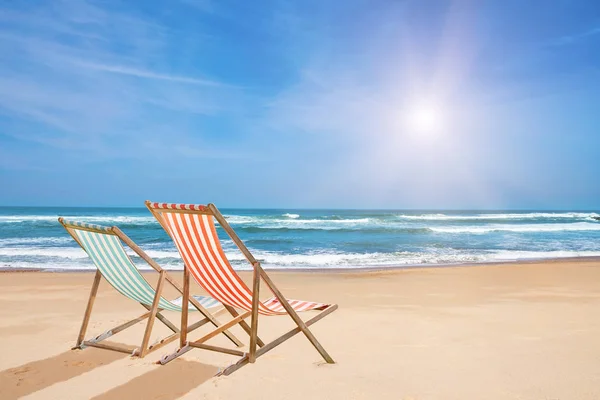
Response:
[145,201,338,375]
[59,218,243,357]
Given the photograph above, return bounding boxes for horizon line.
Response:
[0,205,598,212]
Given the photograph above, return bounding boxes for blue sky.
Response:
[0,0,599,209]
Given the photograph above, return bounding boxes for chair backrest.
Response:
[59,219,179,311]
[146,202,272,313]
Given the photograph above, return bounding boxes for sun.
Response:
[406,105,444,134]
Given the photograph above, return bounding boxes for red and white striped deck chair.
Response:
[146,201,338,376]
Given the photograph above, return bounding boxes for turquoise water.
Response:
[1,207,599,271]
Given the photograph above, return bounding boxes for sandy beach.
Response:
[1,259,599,399]
[2,0,599,398]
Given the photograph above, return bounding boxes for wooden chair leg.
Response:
[159,311,252,365]
[140,305,178,333]
[224,305,265,347]
[259,268,335,363]
[157,313,178,333]
[193,311,251,345]
[75,271,102,349]
[218,304,338,376]
[85,311,152,347]
[139,271,166,357]
[249,264,261,363]
[180,267,190,348]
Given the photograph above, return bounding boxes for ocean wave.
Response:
[250,251,482,267]
[0,245,184,260]
[0,260,93,271]
[0,246,89,258]
[0,237,72,246]
[2,211,598,226]
[430,222,600,234]
[237,226,430,234]
[142,249,181,258]
[2,208,600,272]
[0,244,246,263]
[245,238,296,244]
[194,212,600,231]
[0,215,155,224]
[0,248,481,269]
[223,215,258,224]
[221,218,378,232]
[3,247,600,271]
[396,212,600,221]
[227,217,372,225]
[487,250,600,261]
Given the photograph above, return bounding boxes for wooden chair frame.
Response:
[59,218,243,358]
[146,202,338,375]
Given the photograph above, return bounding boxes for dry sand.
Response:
[1,259,599,399]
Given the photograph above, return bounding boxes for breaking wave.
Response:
[430,222,600,234]
[1,207,599,271]
[395,212,599,221]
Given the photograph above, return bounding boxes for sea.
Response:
[1,207,600,271]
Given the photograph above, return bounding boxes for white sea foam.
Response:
[396,212,600,221]
[0,259,182,271]
[0,215,155,224]
[0,260,94,271]
[142,249,182,258]
[225,216,371,225]
[251,251,480,268]
[214,215,377,231]
[0,246,89,258]
[3,247,600,271]
[219,212,600,230]
[229,217,374,230]
[486,250,600,261]
[0,237,71,246]
[0,245,184,260]
[223,215,258,224]
[189,249,600,268]
[430,222,600,234]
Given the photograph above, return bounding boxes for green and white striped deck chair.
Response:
[59,218,242,357]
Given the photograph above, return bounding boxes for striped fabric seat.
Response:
[147,203,329,316]
[64,220,220,311]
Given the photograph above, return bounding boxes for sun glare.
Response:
[405,105,444,134]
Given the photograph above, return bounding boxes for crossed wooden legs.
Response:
[159,302,338,375]
[76,269,337,371]
[158,267,337,376]
[219,304,338,376]
[73,271,239,358]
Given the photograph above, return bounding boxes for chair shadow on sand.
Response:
[0,347,125,400]
[0,346,218,400]
[90,359,219,400]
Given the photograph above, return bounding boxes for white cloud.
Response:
[0,0,244,160]
[74,62,224,86]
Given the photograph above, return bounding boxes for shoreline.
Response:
[2,255,599,274]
